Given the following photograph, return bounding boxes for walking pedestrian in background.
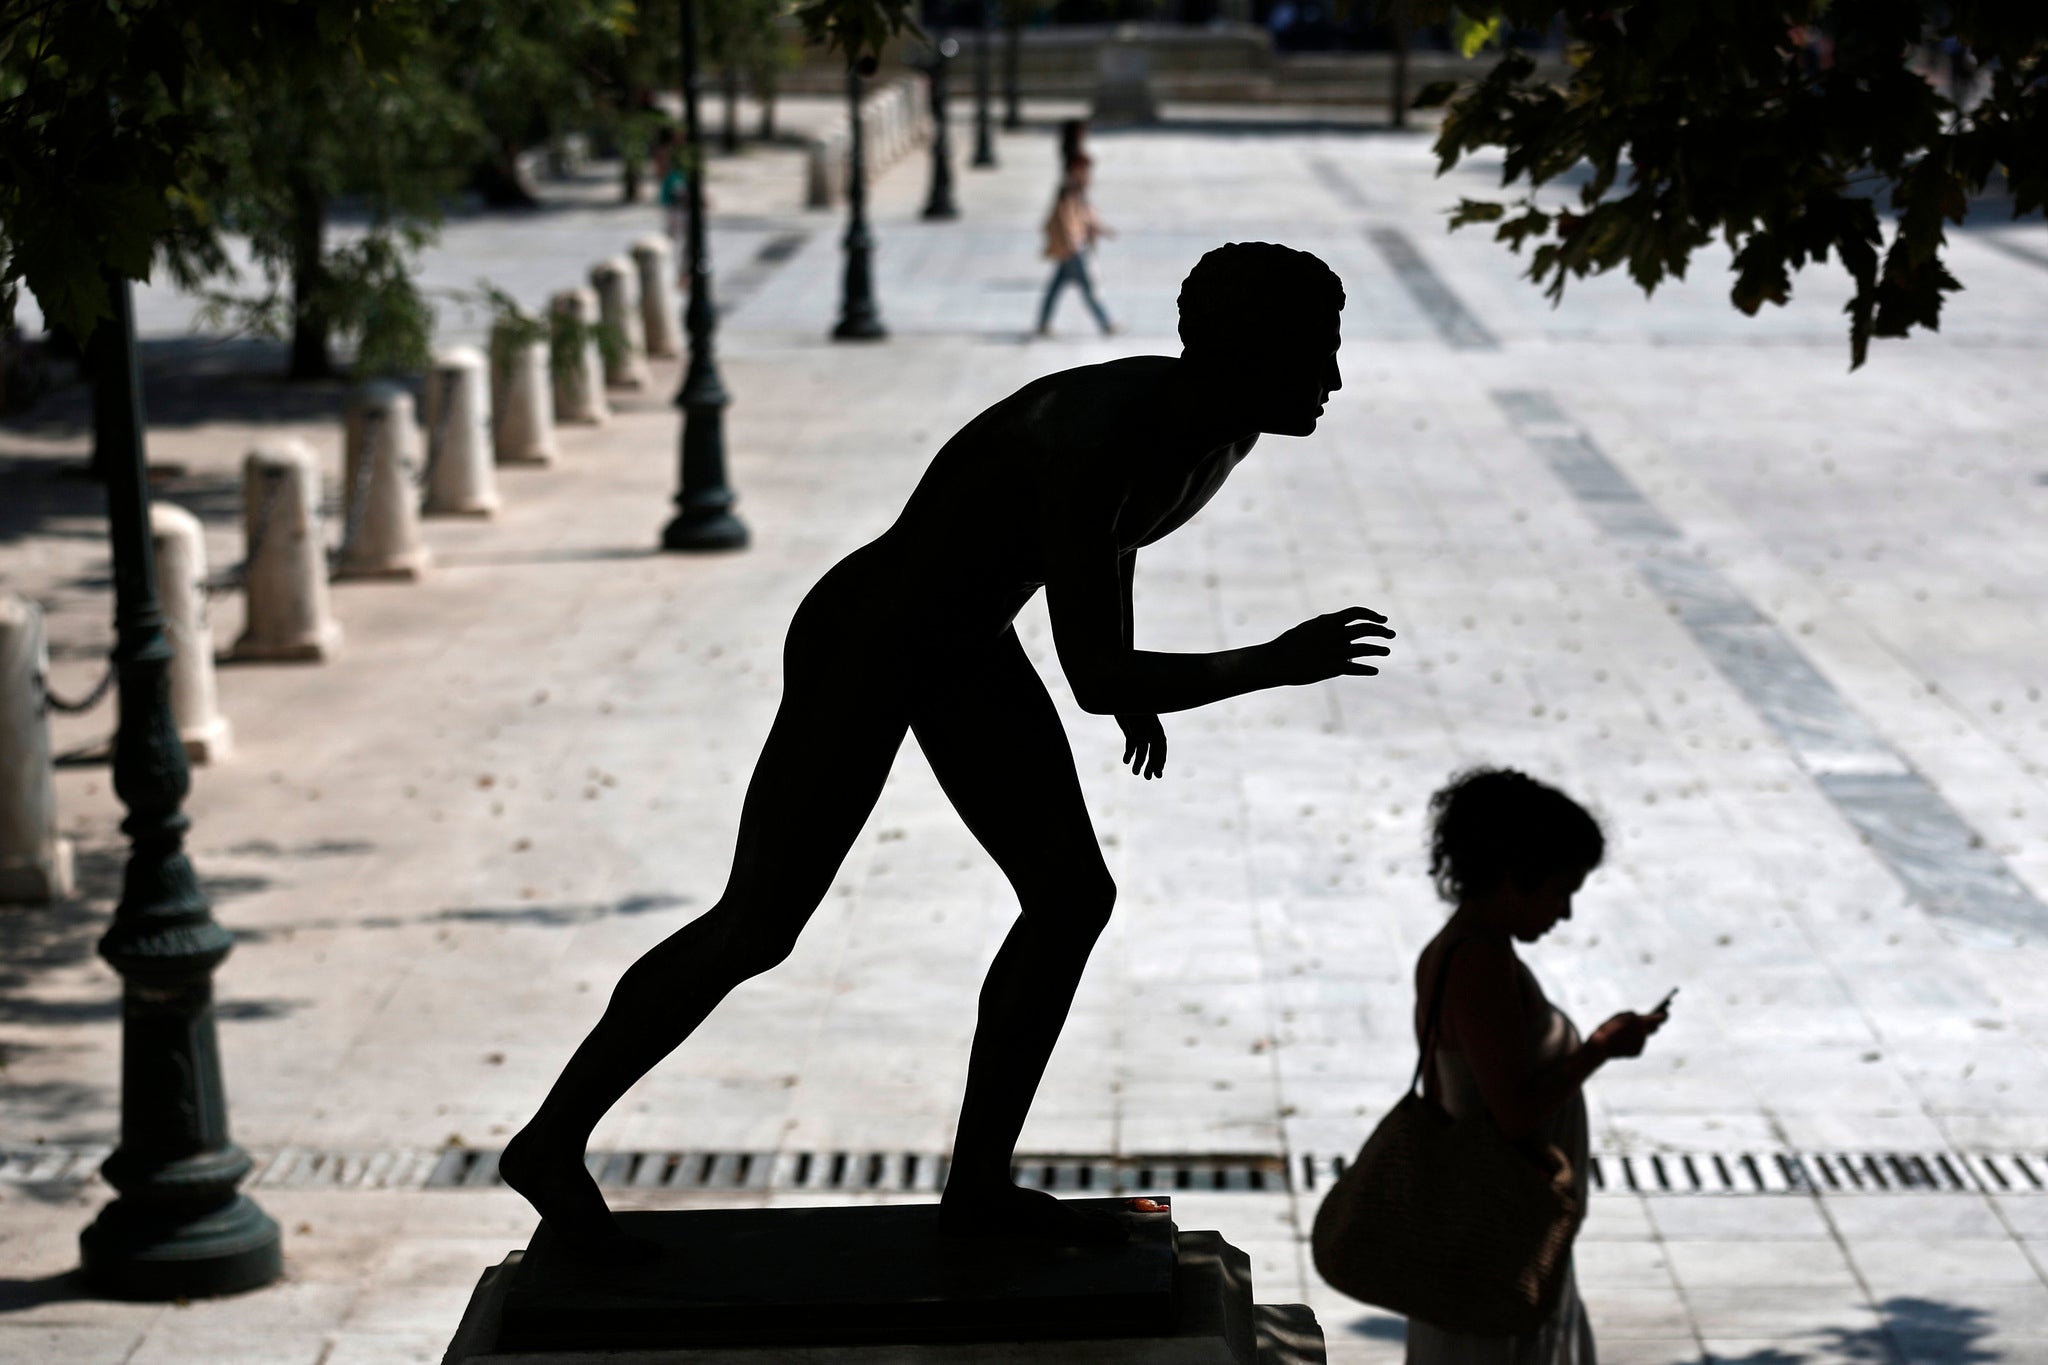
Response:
[1035,152,1118,338]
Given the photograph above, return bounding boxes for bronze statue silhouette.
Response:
[502,242,1394,1261]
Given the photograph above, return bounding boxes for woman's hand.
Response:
[1589,1007,1669,1060]
[1117,713,1166,779]
[1266,607,1395,686]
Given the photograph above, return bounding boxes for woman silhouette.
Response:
[502,242,1394,1259]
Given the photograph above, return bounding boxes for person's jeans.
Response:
[1037,254,1113,333]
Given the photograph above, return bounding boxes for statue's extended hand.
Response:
[1268,607,1394,686]
[1117,713,1167,779]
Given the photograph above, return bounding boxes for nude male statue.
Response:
[502,241,1395,1260]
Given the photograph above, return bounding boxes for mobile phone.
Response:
[1651,987,1679,1014]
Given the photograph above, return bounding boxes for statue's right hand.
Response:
[1267,607,1394,686]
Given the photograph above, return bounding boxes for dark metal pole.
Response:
[1390,0,1411,130]
[1002,8,1023,130]
[833,67,887,340]
[923,37,961,220]
[663,0,749,552]
[77,273,282,1301]
[971,0,997,167]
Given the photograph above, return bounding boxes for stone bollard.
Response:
[588,257,649,391]
[550,288,610,425]
[233,440,342,662]
[0,594,75,903]
[151,503,233,763]
[338,382,434,578]
[490,333,559,466]
[422,347,500,518]
[630,237,682,360]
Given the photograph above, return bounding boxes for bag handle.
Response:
[1409,935,1473,1098]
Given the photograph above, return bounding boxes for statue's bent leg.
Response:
[908,630,1119,1238]
[504,654,907,1252]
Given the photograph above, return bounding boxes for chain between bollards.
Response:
[41,658,116,714]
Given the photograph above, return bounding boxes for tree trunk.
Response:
[473,138,542,208]
[757,67,778,141]
[287,175,333,381]
[721,63,741,154]
[623,154,643,203]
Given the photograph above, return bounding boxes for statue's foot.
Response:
[500,1126,662,1267]
[937,1182,1129,1247]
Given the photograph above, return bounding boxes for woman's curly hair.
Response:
[1427,767,1605,905]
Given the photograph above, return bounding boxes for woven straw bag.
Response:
[1310,938,1584,1336]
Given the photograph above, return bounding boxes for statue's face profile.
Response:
[1239,316,1342,438]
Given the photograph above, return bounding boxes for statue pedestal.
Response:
[442,1199,1324,1363]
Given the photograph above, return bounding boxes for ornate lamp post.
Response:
[921,36,961,220]
[833,65,888,340]
[1003,6,1023,131]
[971,0,997,168]
[77,273,282,1300]
[662,0,749,552]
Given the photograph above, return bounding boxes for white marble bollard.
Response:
[550,288,610,425]
[338,382,434,578]
[422,347,500,518]
[233,440,342,662]
[0,594,75,903]
[630,236,682,360]
[490,334,559,466]
[588,257,649,391]
[151,503,232,763]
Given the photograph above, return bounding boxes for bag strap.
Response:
[1410,935,1473,1098]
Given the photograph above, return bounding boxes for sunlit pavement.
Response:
[5,98,2048,1363]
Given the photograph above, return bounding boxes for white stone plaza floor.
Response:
[4,97,2048,1363]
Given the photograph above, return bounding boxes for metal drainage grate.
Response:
[1296,1150,2048,1197]
[9,1146,2046,1196]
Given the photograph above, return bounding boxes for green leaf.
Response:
[1448,197,1507,228]
[1449,12,1501,60]
[1412,80,1461,110]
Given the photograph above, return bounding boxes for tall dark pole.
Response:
[1002,8,1023,130]
[972,0,997,167]
[1390,0,1411,130]
[922,37,961,220]
[77,273,282,1301]
[663,0,749,551]
[833,66,887,340]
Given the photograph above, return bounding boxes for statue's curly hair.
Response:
[1427,767,1605,904]
[1177,242,1345,355]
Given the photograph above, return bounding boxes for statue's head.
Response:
[1178,243,1345,437]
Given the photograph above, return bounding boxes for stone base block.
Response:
[232,619,343,663]
[0,837,74,903]
[335,547,433,582]
[442,1200,1323,1364]
[180,714,233,765]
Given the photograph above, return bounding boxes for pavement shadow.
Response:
[430,892,690,928]
[5,335,354,441]
[0,1269,93,1315]
[0,841,291,1026]
[1336,1294,1997,1363]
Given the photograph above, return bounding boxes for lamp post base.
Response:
[80,1192,282,1301]
[831,314,888,341]
[661,509,750,551]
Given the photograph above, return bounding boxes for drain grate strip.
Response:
[6,1146,2044,1195]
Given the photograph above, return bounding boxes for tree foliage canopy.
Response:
[1420,2,2048,367]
